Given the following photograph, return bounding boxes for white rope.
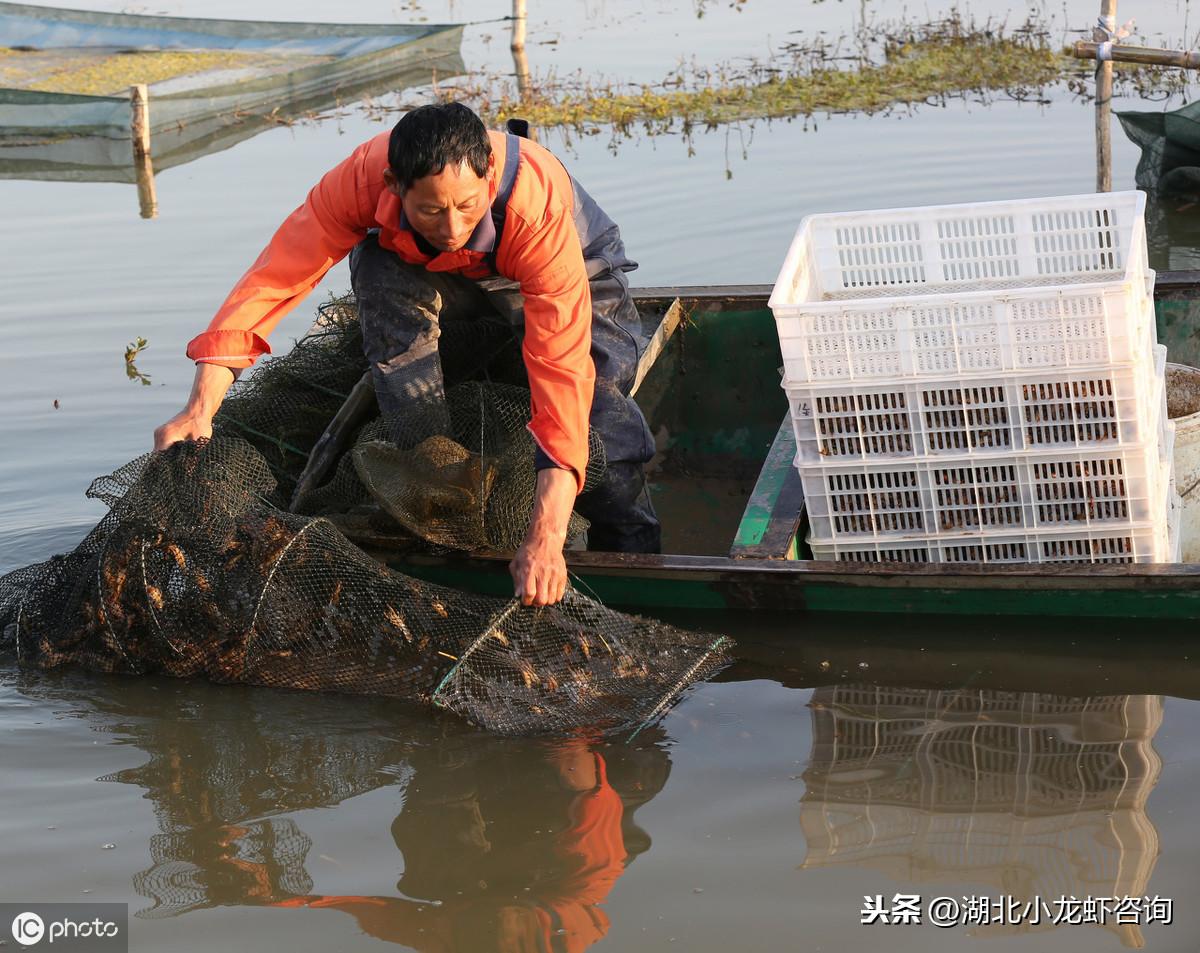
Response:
[630,636,734,739]
[1093,15,1135,61]
[14,597,25,662]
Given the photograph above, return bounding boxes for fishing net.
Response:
[0,437,731,736]
[213,296,601,552]
[1118,101,1200,198]
[302,385,603,551]
[212,295,366,494]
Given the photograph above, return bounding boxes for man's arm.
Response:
[499,195,595,606]
[156,133,387,447]
[509,468,576,606]
[153,363,236,449]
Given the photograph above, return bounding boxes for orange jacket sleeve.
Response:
[186,133,387,368]
[498,188,595,494]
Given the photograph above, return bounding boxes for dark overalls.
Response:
[349,131,661,554]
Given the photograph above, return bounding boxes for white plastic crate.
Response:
[802,443,1167,542]
[808,524,1165,565]
[787,345,1167,464]
[770,191,1151,384]
[775,272,1156,384]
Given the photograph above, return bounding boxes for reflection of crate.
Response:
[787,346,1166,464]
[769,191,1150,384]
[805,686,1162,814]
[801,685,1163,944]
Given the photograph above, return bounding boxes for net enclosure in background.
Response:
[0,3,465,140]
[0,4,467,186]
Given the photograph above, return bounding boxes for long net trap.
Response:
[0,301,732,737]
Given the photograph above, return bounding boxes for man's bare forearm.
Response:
[509,467,577,606]
[528,467,576,547]
[153,363,238,450]
[185,363,237,416]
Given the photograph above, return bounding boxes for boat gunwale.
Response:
[356,543,1200,591]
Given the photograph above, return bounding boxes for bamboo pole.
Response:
[513,43,532,99]
[510,0,527,53]
[130,84,157,219]
[1095,0,1117,193]
[131,83,151,158]
[510,0,538,141]
[1073,40,1200,69]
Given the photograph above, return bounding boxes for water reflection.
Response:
[0,52,464,217]
[1146,193,1200,274]
[800,685,1161,949]
[55,683,668,951]
[275,740,639,950]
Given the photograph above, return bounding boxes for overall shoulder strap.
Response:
[488,131,522,267]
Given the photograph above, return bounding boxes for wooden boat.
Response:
[345,273,1200,620]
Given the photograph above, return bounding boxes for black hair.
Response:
[387,102,491,190]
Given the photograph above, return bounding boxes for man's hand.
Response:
[154,410,213,450]
[152,363,237,451]
[509,467,577,606]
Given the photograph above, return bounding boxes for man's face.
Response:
[387,159,492,254]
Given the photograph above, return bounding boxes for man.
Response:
[154,103,660,607]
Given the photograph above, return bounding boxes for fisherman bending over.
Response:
[154,103,660,607]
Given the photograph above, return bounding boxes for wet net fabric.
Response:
[329,385,601,551]
[0,438,731,736]
[213,296,601,552]
[212,295,366,496]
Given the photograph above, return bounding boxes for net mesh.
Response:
[0,437,731,736]
[1118,101,1200,198]
[214,297,601,552]
[341,388,600,551]
[213,295,366,496]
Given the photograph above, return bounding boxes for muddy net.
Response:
[0,437,730,736]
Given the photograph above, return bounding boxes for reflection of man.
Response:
[100,685,671,951]
[278,741,628,953]
[153,102,660,606]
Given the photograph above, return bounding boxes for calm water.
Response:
[5,1,1200,950]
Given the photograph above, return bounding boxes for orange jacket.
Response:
[187,130,595,490]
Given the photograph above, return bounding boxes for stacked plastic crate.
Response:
[768,191,1181,564]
